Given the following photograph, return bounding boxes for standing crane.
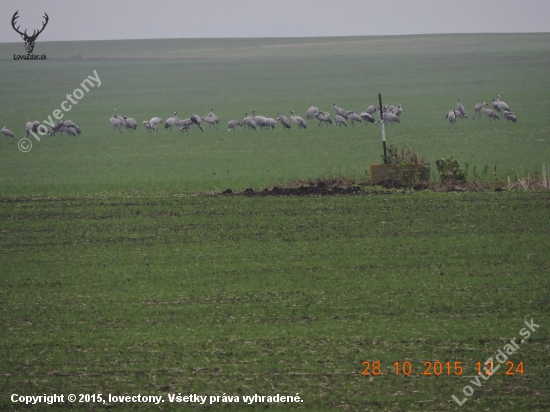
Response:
[1,126,15,138]
[277,111,291,129]
[365,105,377,115]
[503,110,517,123]
[334,115,348,127]
[473,102,487,119]
[495,95,510,113]
[359,110,375,125]
[456,98,467,118]
[110,115,123,133]
[290,110,307,128]
[176,118,193,133]
[208,107,219,124]
[315,111,332,127]
[446,109,457,124]
[143,121,156,132]
[345,110,362,127]
[190,114,204,132]
[124,116,137,131]
[227,120,241,132]
[482,107,500,122]
[333,102,348,119]
[306,106,318,120]
[201,115,218,131]
[165,112,178,132]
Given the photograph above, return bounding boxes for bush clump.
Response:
[435,157,466,183]
[384,145,426,164]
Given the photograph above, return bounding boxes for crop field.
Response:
[0,34,549,195]
[1,191,549,410]
[0,34,549,410]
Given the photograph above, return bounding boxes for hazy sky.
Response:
[1,0,549,42]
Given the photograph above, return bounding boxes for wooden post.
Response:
[379,93,387,163]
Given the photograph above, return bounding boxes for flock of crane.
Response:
[0,96,516,140]
[446,95,517,124]
[105,102,402,135]
[0,116,82,139]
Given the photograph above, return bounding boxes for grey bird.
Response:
[241,112,256,130]
[190,114,204,132]
[66,127,79,136]
[277,111,291,129]
[49,121,62,136]
[306,106,318,120]
[359,110,375,125]
[176,118,193,133]
[456,98,467,118]
[393,105,403,117]
[385,112,400,123]
[110,115,123,133]
[149,117,163,127]
[346,110,362,127]
[495,95,510,113]
[473,102,487,119]
[49,120,63,136]
[1,126,14,138]
[334,115,347,127]
[375,112,400,125]
[482,107,500,122]
[379,104,389,113]
[446,109,457,124]
[143,121,156,132]
[202,115,218,130]
[25,116,33,137]
[365,105,377,115]
[333,102,348,119]
[114,114,127,129]
[124,116,137,131]
[290,110,307,128]
[264,118,277,129]
[63,121,81,135]
[164,112,178,132]
[227,120,241,132]
[25,116,41,137]
[242,111,254,124]
[252,111,266,129]
[315,111,332,127]
[208,107,219,124]
[503,110,517,123]
[63,119,78,128]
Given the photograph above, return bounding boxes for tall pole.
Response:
[379,93,387,163]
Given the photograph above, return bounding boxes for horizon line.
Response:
[1,31,549,44]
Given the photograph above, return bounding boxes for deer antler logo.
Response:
[11,10,49,54]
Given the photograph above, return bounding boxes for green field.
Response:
[1,191,549,410]
[0,33,549,195]
[1,34,549,410]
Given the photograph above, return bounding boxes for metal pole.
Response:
[379,93,387,163]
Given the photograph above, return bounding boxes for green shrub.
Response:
[435,157,466,183]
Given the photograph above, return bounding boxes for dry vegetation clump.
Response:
[504,163,550,191]
[385,145,426,165]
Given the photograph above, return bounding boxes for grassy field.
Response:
[0,34,549,410]
[0,34,549,195]
[1,191,549,410]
